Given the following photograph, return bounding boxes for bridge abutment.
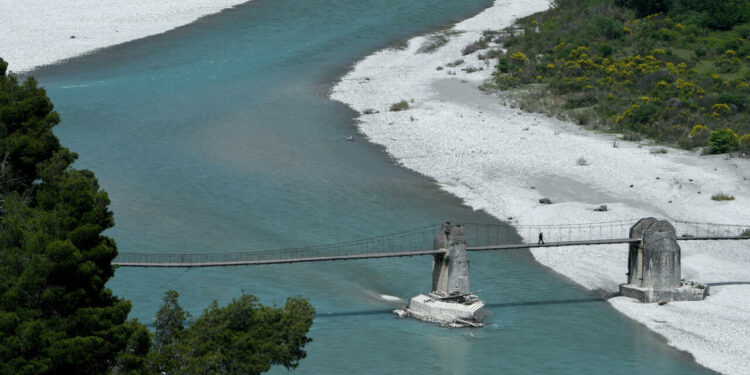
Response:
[620,218,709,303]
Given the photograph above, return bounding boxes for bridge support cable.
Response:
[112,220,748,268]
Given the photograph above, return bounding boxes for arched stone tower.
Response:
[621,218,708,302]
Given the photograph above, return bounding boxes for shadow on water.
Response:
[315,297,607,319]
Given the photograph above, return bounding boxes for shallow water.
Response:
[32,0,714,373]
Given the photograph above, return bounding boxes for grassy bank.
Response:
[480,0,750,154]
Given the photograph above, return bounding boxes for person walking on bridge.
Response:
[538,232,544,244]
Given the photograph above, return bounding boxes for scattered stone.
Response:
[70,35,76,39]
[530,186,536,189]
[539,197,552,204]
[630,184,634,188]
[658,300,668,306]
[593,204,608,212]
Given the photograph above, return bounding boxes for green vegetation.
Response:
[147,291,314,375]
[0,58,135,374]
[740,133,750,153]
[708,127,740,153]
[741,228,750,236]
[485,0,750,152]
[711,192,736,200]
[0,58,314,374]
[390,100,410,111]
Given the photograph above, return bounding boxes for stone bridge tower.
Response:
[431,222,471,296]
[621,218,708,302]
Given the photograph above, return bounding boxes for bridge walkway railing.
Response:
[113,220,750,267]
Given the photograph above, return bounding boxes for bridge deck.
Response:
[113,238,644,268]
[113,236,749,268]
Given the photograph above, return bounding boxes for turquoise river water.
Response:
[30,0,715,373]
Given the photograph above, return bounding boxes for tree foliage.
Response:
[0,57,145,375]
[616,0,750,29]
[616,0,671,18]
[148,291,315,375]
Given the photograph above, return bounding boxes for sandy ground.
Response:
[0,0,250,73]
[331,0,750,373]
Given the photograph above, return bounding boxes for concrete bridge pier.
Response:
[431,222,471,296]
[394,222,485,327]
[620,218,709,303]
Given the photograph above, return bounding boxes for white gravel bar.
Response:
[0,0,251,73]
[331,0,750,373]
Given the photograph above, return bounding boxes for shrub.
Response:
[689,125,711,147]
[576,156,590,166]
[616,0,671,17]
[735,23,750,39]
[418,30,461,53]
[446,59,464,67]
[629,102,660,124]
[598,42,613,57]
[622,131,642,141]
[565,94,598,109]
[708,128,739,153]
[701,0,748,30]
[510,51,527,62]
[463,66,483,73]
[497,57,511,73]
[462,40,487,56]
[479,49,503,60]
[389,100,409,112]
[711,192,735,201]
[590,15,623,40]
[741,229,750,237]
[571,110,594,125]
[739,134,750,153]
[717,92,748,110]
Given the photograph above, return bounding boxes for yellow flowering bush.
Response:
[690,125,710,137]
[510,51,527,62]
[711,103,731,115]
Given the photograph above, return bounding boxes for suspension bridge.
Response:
[113,219,750,268]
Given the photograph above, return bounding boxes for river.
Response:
[31,0,714,373]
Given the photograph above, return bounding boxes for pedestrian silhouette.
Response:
[538,232,544,244]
